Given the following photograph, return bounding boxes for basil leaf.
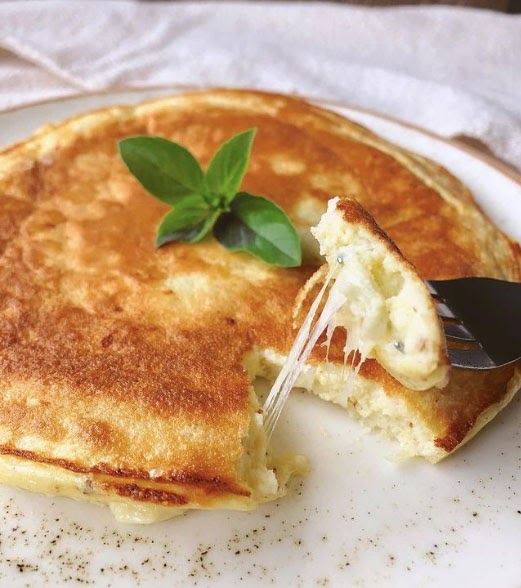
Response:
[119,136,205,206]
[187,210,221,243]
[205,129,256,203]
[156,197,215,246]
[213,192,301,267]
[119,129,302,267]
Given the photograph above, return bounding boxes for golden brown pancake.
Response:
[0,89,519,521]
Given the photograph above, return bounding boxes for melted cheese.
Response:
[263,265,345,437]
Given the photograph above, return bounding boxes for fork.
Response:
[427,277,521,370]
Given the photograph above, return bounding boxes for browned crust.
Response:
[335,197,403,258]
[0,446,250,497]
[96,482,188,506]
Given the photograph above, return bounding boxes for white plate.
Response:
[0,90,520,588]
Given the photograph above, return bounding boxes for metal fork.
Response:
[427,278,521,369]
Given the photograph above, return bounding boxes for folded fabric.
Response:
[0,1,520,167]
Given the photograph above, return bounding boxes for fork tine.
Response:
[447,348,496,370]
[441,319,475,342]
[434,301,458,319]
[425,281,438,296]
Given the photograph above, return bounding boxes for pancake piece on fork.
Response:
[0,89,519,522]
[309,196,450,392]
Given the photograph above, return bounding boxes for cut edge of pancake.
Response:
[253,346,521,463]
[252,347,448,463]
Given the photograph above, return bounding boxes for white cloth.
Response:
[0,1,520,168]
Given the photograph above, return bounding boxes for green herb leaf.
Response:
[205,129,256,203]
[156,196,214,246]
[119,136,206,206]
[119,130,302,267]
[213,192,301,267]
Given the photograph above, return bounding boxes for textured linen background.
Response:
[0,1,520,167]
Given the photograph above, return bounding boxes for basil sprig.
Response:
[118,129,301,267]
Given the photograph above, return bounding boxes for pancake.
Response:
[0,89,519,521]
[310,196,450,391]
